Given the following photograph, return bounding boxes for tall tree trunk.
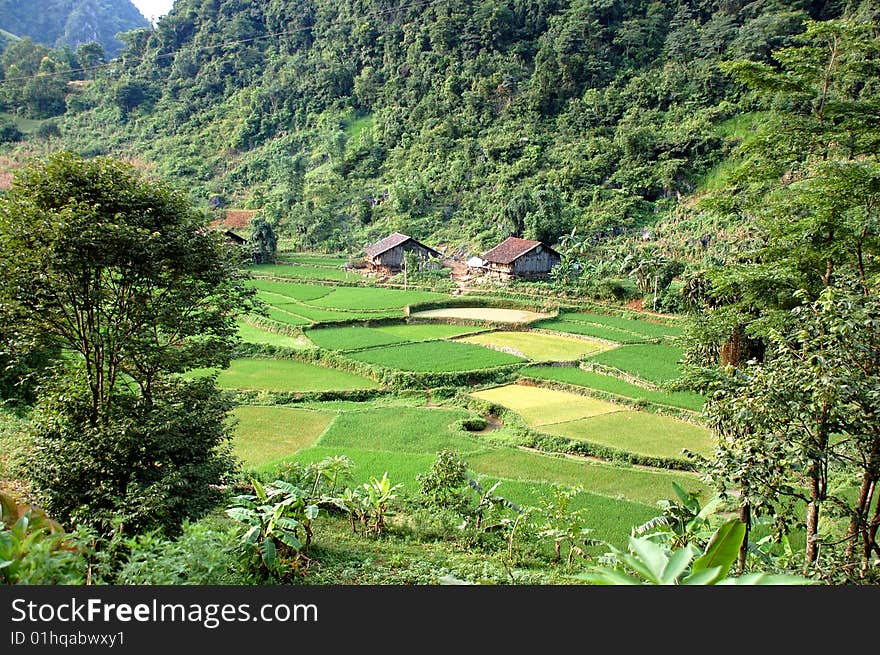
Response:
[865,488,880,567]
[845,468,876,564]
[720,326,744,367]
[806,474,821,564]
[738,503,751,574]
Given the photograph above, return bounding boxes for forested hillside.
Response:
[3,0,877,261]
[0,0,148,56]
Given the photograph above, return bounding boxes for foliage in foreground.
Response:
[583,520,813,585]
[0,491,86,585]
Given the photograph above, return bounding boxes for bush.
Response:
[27,375,237,537]
[36,121,60,139]
[0,121,23,143]
[0,492,87,584]
[116,519,252,585]
[592,277,640,301]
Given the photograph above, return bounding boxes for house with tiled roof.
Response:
[363,232,443,274]
[480,236,561,280]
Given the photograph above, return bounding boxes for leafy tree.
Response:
[704,284,880,574]
[688,18,880,366]
[0,152,255,536]
[248,215,278,264]
[74,42,106,78]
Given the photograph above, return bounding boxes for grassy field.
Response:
[541,411,714,459]
[409,307,551,323]
[212,358,379,391]
[309,286,448,310]
[232,406,335,467]
[306,323,481,351]
[345,340,525,371]
[587,344,685,383]
[521,366,705,411]
[472,385,622,426]
[560,312,682,339]
[249,264,358,282]
[456,330,610,361]
[237,322,312,348]
[317,407,484,455]
[467,449,709,505]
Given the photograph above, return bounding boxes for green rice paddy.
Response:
[471,384,622,426]
[560,312,682,339]
[211,358,379,392]
[345,340,525,371]
[232,405,335,467]
[309,286,448,310]
[249,264,356,281]
[456,330,610,361]
[541,411,714,459]
[237,322,311,348]
[587,344,686,384]
[522,366,705,411]
[306,323,482,351]
[317,407,484,454]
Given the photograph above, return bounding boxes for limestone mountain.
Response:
[0,0,148,56]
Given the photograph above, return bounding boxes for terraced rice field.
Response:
[249,280,334,301]
[409,307,551,323]
[249,279,428,325]
[560,312,682,339]
[541,411,714,458]
[533,319,638,342]
[305,323,483,351]
[212,358,379,391]
[250,263,357,281]
[521,365,705,411]
[587,344,685,384]
[232,405,335,467]
[344,340,525,371]
[466,449,709,505]
[472,384,711,461]
[317,406,484,454]
[309,286,448,310]
[455,330,611,361]
[471,385,622,426]
[236,322,312,348]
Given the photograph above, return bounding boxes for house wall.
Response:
[371,242,439,272]
[489,248,559,277]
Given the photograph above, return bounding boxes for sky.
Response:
[130,0,175,22]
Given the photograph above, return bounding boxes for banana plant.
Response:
[360,473,403,537]
[580,520,814,585]
[633,482,723,549]
[226,479,322,579]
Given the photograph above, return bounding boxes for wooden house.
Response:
[480,236,561,280]
[364,232,443,274]
[223,229,247,246]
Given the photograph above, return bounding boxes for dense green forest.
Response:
[1,0,870,260]
[0,0,148,56]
